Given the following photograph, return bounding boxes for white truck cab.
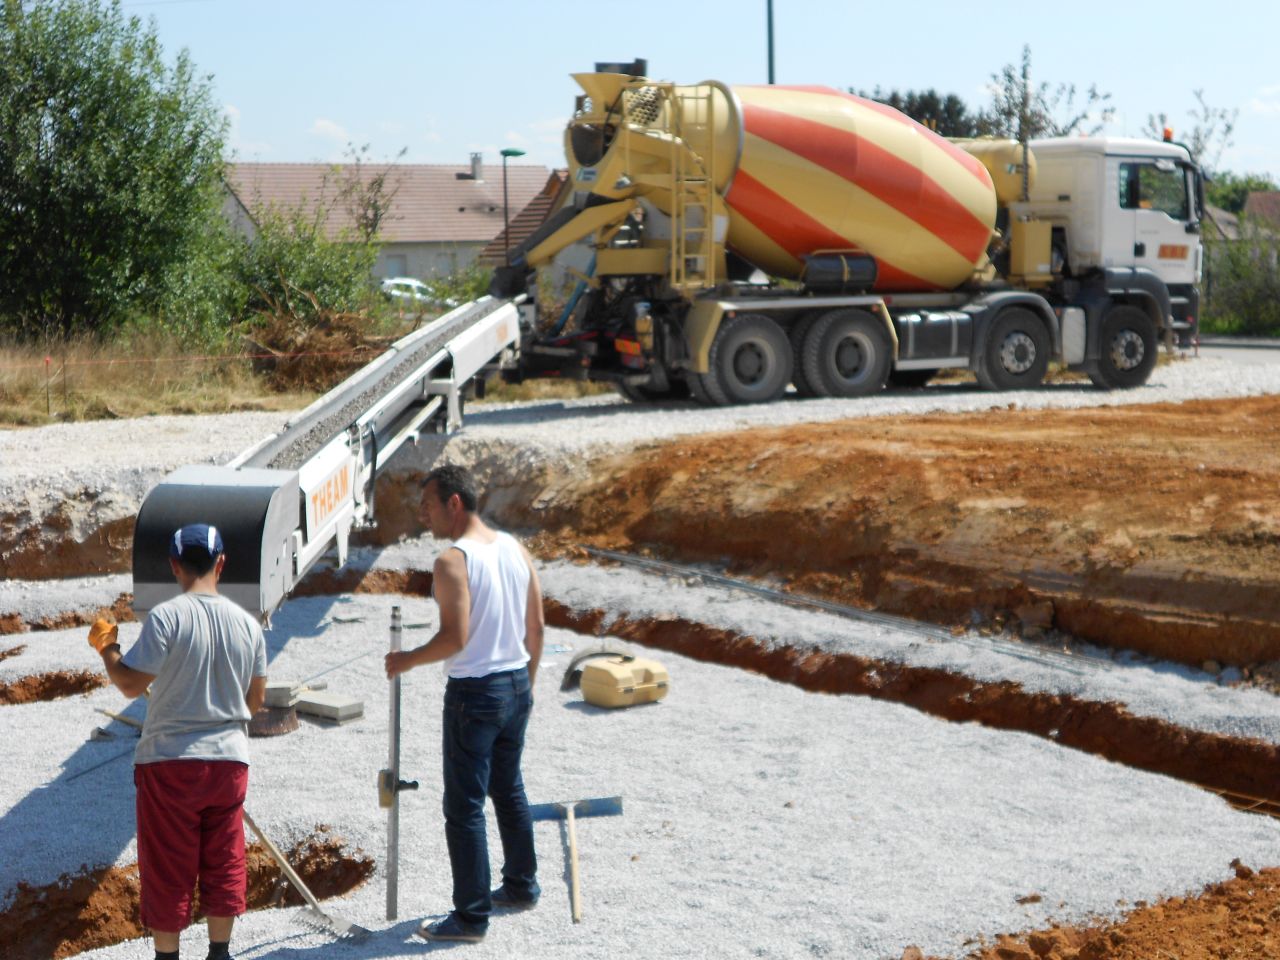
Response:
[1025,137,1201,281]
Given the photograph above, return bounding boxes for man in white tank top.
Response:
[385,464,545,943]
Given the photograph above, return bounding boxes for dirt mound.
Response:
[492,394,1280,669]
[0,829,374,959]
[910,861,1280,960]
[0,670,106,705]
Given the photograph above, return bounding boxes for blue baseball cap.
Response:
[170,523,224,560]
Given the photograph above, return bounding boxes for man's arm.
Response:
[521,544,544,688]
[384,550,470,679]
[99,645,155,699]
[246,675,268,715]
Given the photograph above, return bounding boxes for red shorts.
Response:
[134,760,249,932]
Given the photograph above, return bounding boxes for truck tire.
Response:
[801,308,892,398]
[888,368,937,389]
[615,379,692,403]
[975,307,1050,391]
[687,371,713,404]
[789,313,822,397]
[1087,304,1157,390]
[701,313,794,406]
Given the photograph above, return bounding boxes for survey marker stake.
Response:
[530,796,623,922]
[378,604,418,920]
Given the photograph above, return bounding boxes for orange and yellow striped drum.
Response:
[719,85,997,291]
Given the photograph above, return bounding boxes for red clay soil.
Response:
[0,829,374,960]
[904,862,1280,960]
[0,670,106,705]
[0,596,135,637]
[468,394,1280,670]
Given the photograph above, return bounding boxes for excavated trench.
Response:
[6,392,1280,958]
[296,565,1280,809]
[0,670,105,705]
[0,830,374,960]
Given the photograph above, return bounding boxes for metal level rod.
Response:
[387,605,402,921]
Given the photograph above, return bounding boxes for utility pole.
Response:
[500,148,527,266]
[767,0,775,84]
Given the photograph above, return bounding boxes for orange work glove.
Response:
[88,618,119,653]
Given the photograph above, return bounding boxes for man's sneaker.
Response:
[491,883,539,911]
[417,914,486,943]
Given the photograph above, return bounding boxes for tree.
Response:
[332,142,407,243]
[976,45,1114,140]
[856,87,979,137]
[1144,90,1238,173]
[0,0,227,338]
[1202,171,1277,215]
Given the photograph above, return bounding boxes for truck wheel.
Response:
[687,372,713,404]
[702,313,793,405]
[888,368,937,389]
[1087,304,1157,390]
[976,307,1050,390]
[801,308,892,398]
[789,313,822,397]
[615,379,691,403]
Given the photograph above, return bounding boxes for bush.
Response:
[1202,216,1280,336]
[237,203,380,326]
[0,0,227,338]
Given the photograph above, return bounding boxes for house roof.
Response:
[1204,204,1241,241]
[225,161,551,244]
[477,170,571,266]
[1243,191,1280,226]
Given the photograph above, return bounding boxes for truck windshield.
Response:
[1119,161,1190,220]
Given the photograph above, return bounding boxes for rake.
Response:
[242,810,370,940]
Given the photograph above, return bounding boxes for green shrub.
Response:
[1202,216,1280,336]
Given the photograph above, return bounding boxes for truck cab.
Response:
[1019,137,1203,344]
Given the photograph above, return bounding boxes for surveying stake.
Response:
[378,605,418,920]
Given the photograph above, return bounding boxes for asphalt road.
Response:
[1194,336,1280,366]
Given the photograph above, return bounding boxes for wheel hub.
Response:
[1110,330,1145,371]
[834,334,870,383]
[1000,332,1036,374]
[733,342,768,385]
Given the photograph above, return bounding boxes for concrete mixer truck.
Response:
[492,64,1203,404]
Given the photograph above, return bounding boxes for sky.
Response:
[128,0,1280,178]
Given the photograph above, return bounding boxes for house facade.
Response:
[224,155,550,280]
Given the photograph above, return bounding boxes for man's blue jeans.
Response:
[442,667,538,929]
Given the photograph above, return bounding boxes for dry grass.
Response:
[0,336,317,427]
[477,377,615,404]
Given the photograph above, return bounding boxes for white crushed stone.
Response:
[5,587,1279,960]
[432,354,1280,457]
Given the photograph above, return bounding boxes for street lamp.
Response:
[500,148,526,265]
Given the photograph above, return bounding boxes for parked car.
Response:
[381,276,431,302]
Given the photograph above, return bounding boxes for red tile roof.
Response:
[1244,191,1280,226]
[477,170,571,266]
[226,161,551,244]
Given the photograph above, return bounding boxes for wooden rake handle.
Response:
[566,804,582,923]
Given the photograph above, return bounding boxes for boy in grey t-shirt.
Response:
[92,524,267,960]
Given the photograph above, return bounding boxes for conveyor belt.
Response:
[241,298,509,472]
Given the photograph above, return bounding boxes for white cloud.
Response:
[222,103,274,159]
[504,131,529,146]
[310,118,350,143]
[1249,97,1280,117]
